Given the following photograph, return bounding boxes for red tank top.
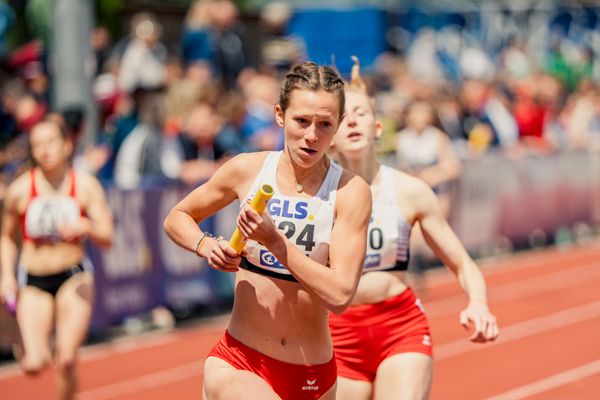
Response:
[21,168,83,242]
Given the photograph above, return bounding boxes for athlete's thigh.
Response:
[54,273,94,358]
[17,286,54,361]
[203,356,281,400]
[318,380,337,400]
[335,376,372,400]
[374,352,432,400]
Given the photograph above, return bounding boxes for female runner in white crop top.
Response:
[0,117,113,400]
[164,61,371,400]
[328,59,499,400]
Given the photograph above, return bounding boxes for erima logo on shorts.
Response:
[415,298,426,313]
[422,335,432,346]
[302,379,319,391]
[260,250,285,269]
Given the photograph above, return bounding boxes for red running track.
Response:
[1,243,600,399]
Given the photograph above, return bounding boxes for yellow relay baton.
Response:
[229,184,274,253]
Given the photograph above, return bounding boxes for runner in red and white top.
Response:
[0,117,113,400]
[329,58,499,400]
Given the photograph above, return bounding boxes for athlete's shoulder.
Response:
[72,171,110,211]
[4,170,33,210]
[74,169,100,183]
[391,167,426,189]
[391,167,438,207]
[432,126,451,139]
[8,168,31,187]
[5,170,32,197]
[337,165,371,202]
[74,170,105,193]
[219,151,270,178]
[335,167,371,229]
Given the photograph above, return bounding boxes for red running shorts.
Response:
[208,330,337,399]
[329,288,433,382]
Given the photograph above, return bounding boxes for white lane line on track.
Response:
[484,359,600,400]
[76,360,204,400]
[1,249,597,394]
[77,301,600,399]
[0,325,225,379]
[73,301,600,399]
[0,332,181,379]
[80,324,225,363]
[81,334,179,361]
[435,300,600,360]
[424,261,600,318]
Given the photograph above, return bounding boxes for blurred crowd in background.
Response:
[0,0,600,210]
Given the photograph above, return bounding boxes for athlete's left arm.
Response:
[413,179,498,342]
[77,174,114,248]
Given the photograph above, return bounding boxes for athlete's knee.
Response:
[55,350,77,373]
[21,354,49,375]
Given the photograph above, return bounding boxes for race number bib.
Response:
[25,197,81,240]
[245,196,333,276]
[363,212,399,271]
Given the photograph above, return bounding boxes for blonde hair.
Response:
[346,56,375,111]
[348,56,368,93]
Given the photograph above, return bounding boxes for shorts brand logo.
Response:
[302,378,319,391]
[422,335,432,346]
[415,298,426,313]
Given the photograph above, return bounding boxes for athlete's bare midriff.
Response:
[351,270,409,305]
[20,241,85,275]
[227,269,333,365]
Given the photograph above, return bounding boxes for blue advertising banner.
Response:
[88,185,231,332]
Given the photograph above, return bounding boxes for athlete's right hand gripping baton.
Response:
[229,184,274,254]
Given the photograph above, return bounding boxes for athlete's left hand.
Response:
[236,203,276,246]
[460,301,499,343]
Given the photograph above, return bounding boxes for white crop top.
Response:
[363,165,412,272]
[241,151,342,282]
[22,169,82,242]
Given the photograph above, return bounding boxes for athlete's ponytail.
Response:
[348,56,368,94]
[345,56,375,111]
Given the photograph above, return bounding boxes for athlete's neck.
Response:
[281,150,329,193]
[337,149,378,184]
[284,150,329,180]
[38,165,70,191]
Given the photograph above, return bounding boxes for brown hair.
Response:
[279,61,345,119]
[39,114,69,139]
